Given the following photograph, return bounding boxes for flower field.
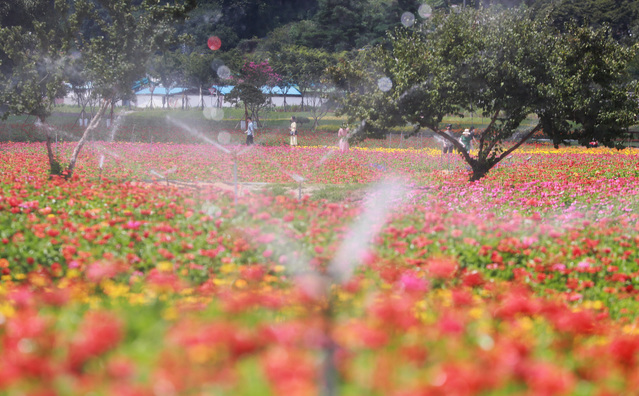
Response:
[2,138,639,395]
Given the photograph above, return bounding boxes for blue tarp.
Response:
[210,85,301,96]
[210,85,235,95]
[263,86,301,96]
[136,86,188,95]
[132,78,150,91]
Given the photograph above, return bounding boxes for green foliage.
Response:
[0,1,71,122]
[180,52,218,109]
[532,0,639,41]
[73,0,188,103]
[226,82,268,118]
[269,45,336,112]
[179,0,318,52]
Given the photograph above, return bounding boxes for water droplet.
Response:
[202,203,220,217]
[207,36,222,51]
[430,371,447,386]
[418,4,432,19]
[217,131,231,144]
[212,108,224,121]
[204,107,224,121]
[18,338,35,354]
[478,334,494,350]
[377,77,393,92]
[401,12,415,27]
[217,65,231,80]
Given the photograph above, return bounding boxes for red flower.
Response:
[426,257,458,279]
[67,311,124,373]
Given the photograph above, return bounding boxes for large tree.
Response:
[0,0,189,177]
[181,51,218,110]
[270,45,334,111]
[329,8,638,181]
[226,59,280,125]
[0,0,73,174]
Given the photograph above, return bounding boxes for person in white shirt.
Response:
[245,117,255,145]
[289,116,297,146]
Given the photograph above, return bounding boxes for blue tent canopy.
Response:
[136,86,187,95]
[263,86,301,95]
[210,85,301,96]
[132,78,150,91]
[210,85,235,95]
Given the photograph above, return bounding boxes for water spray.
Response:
[252,178,407,396]
[98,155,105,181]
[149,166,177,186]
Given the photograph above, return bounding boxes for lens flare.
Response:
[401,12,415,27]
[207,36,221,51]
[217,131,231,144]
[204,107,224,121]
[217,65,231,80]
[418,4,432,19]
[378,77,393,92]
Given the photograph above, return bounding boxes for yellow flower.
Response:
[162,306,178,321]
[220,263,236,274]
[101,280,130,298]
[180,288,193,296]
[516,317,534,332]
[0,303,16,319]
[469,307,484,320]
[623,325,639,335]
[213,278,230,286]
[128,293,148,305]
[157,261,173,273]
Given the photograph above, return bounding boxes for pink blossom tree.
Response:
[227,60,281,125]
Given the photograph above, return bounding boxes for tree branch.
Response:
[66,98,110,178]
[427,123,475,165]
[478,109,500,159]
[496,123,542,162]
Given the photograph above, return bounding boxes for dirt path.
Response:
[132,179,358,201]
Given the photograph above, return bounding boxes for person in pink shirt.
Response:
[338,124,350,152]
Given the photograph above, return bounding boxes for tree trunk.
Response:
[40,117,61,176]
[110,101,114,127]
[470,161,492,182]
[66,99,109,179]
[200,85,204,110]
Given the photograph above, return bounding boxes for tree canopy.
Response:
[328,8,638,181]
[0,0,190,177]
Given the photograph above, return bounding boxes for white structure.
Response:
[60,84,324,109]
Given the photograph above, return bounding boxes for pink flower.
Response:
[398,272,428,293]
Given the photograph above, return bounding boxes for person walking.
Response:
[338,124,350,152]
[442,124,454,154]
[441,124,455,170]
[245,116,255,146]
[460,128,472,152]
[289,116,298,146]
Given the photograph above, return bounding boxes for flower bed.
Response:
[1,142,639,395]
